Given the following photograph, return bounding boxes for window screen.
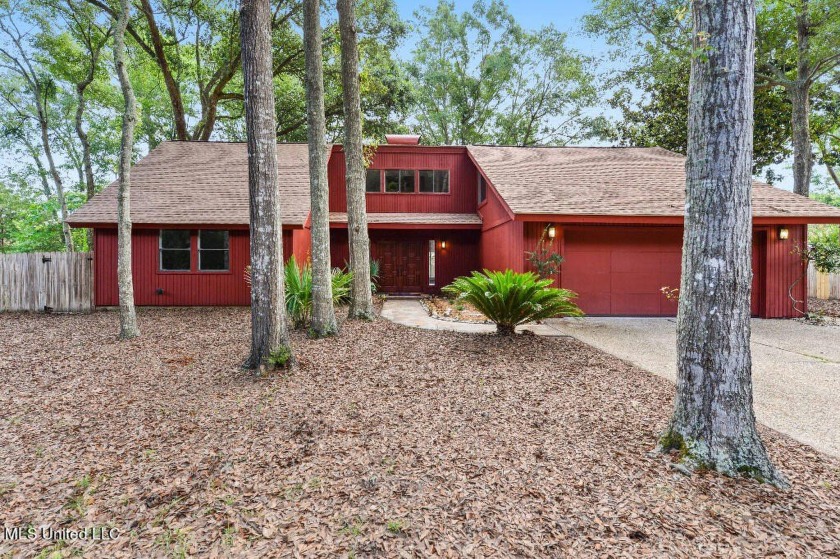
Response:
[160,230,191,271]
[199,230,229,271]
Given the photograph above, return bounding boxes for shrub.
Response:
[443,269,584,335]
[285,256,355,329]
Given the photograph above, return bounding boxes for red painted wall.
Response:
[328,146,478,214]
[93,227,298,306]
[762,224,807,318]
[477,185,523,273]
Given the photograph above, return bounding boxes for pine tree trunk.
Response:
[790,0,812,197]
[337,0,374,320]
[114,0,139,339]
[240,0,293,369]
[663,0,785,486]
[303,0,338,337]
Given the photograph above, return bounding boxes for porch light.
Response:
[547,225,556,239]
[440,240,447,250]
[779,227,789,240]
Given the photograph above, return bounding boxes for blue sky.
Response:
[394,0,609,58]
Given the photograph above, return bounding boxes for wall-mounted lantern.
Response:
[778,227,789,240]
[440,240,447,250]
[547,225,557,239]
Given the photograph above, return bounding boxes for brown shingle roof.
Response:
[67,141,311,226]
[467,145,840,220]
[329,212,482,225]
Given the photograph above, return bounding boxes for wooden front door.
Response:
[374,240,426,293]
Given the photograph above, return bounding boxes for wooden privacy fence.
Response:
[0,252,93,312]
[809,262,840,300]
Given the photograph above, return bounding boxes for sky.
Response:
[391,0,804,191]
[393,0,606,55]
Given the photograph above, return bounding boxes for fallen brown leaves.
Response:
[1,308,838,558]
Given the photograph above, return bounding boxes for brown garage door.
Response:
[562,226,763,317]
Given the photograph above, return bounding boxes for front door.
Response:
[374,240,426,293]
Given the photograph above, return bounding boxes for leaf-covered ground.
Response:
[810,297,840,321]
[1,308,838,558]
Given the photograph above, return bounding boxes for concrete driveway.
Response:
[548,317,840,458]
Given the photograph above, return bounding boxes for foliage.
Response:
[369,258,380,292]
[525,227,564,279]
[442,269,583,335]
[804,228,840,274]
[284,256,355,329]
[584,0,794,180]
[267,346,293,369]
[407,0,601,145]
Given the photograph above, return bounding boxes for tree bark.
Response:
[240,0,293,369]
[138,0,189,141]
[114,0,140,339]
[35,97,74,252]
[303,0,338,337]
[76,35,107,250]
[337,0,374,319]
[663,0,785,486]
[791,1,812,197]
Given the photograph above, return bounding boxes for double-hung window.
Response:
[159,230,191,271]
[198,230,230,271]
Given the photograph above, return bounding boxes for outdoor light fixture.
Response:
[440,240,447,250]
[779,227,789,240]
[547,225,556,239]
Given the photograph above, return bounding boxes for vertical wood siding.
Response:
[0,252,93,312]
[95,227,252,306]
[328,147,478,213]
[763,224,807,318]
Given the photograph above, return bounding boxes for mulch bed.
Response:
[1,308,839,557]
[809,297,840,320]
[423,296,490,324]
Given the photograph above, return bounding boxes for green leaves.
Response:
[284,255,355,329]
[442,269,583,335]
[407,0,598,146]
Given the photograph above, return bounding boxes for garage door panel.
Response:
[611,272,663,293]
[612,293,661,315]
[564,250,611,268]
[574,292,611,315]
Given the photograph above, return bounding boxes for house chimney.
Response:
[384,134,421,145]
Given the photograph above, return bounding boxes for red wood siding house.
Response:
[67,138,840,318]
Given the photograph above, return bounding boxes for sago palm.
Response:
[443,269,583,335]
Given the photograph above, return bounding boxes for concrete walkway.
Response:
[382,298,840,458]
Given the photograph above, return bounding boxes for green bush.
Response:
[443,269,584,335]
[284,256,355,329]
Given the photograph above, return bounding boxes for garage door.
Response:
[562,226,763,317]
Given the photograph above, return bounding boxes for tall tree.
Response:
[662,0,785,485]
[303,0,337,336]
[240,0,293,368]
[113,0,139,338]
[409,0,599,145]
[0,8,74,251]
[756,0,840,197]
[606,56,792,181]
[337,0,373,319]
